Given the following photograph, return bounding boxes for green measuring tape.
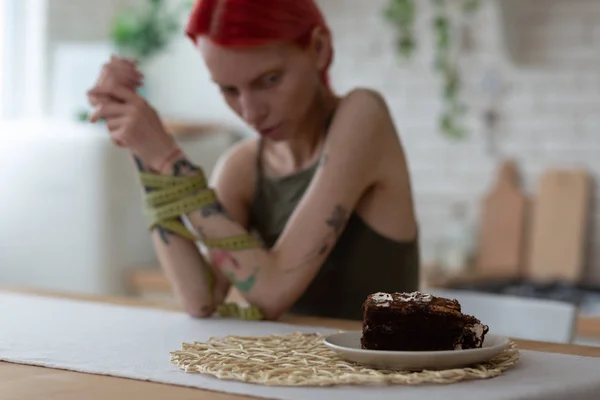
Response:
[138,170,264,321]
[217,302,264,320]
[204,234,263,250]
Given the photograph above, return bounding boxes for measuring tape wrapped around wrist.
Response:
[138,170,264,321]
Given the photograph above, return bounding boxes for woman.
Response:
[86,0,419,321]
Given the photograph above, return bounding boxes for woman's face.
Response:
[197,32,329,141]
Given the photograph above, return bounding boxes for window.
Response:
[0,0,5,116]
[0,0,47,119]
[0,0,16,119]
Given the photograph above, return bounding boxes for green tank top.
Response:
[248,140,420,321]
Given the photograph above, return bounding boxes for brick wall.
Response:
[317,0,600,281]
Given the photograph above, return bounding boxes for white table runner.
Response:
[1,292,600,400]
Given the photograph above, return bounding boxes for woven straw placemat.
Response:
[170,332,520,386]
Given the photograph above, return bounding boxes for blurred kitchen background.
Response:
[1,0,600,339]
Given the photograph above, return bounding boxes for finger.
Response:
[105,116,126,132]
[88,83,138,104]
[98,63,141,94]
[112,128,129,148]
[87,90,116,107]
[114,63,143,84]
[88,101,128,123]
[103,65,142,90]
[111,57,143,80]
[87,91,100,107]
[112,137,126,147]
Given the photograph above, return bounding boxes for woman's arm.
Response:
[133,155,230,317]
[161,89,389,320]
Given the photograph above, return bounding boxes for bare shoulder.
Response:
[210,136,258,178]
[327,87,394,150]
[343,87,390,108]
[209,136,260,213]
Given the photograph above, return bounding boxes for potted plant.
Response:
[384,0,481,140]
[110,0,193,65]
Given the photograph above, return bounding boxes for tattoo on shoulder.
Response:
[172,158,199,177]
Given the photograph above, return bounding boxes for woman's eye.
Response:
[220,86,238,96]
[263,73,280,87]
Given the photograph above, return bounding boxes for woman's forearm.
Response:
[133,155,220,317]
[150,229,217,317]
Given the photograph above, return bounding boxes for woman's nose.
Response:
[239,93,268,128]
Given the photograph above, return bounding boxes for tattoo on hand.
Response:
[172,158,199,177]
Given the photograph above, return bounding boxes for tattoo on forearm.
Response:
[326,205,347,235]
[134,155,152,193]
[157,228,171,245]
[134,155,145,172]
[225,267,259,293]
[201,202,233,220]
[283,204,349,273]
[210,249,255,292]
[134,155,171,244]
[212,249,241,270]
[172,158,199,177]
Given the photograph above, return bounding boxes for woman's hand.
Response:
[87,56,143,107]
[87,58,179,172]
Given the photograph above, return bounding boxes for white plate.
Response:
[323,331,510,371]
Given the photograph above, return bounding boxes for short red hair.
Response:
[185,0,333,87]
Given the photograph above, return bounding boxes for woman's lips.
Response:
[258,123,282,137]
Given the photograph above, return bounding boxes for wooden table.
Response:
[3,289,600,400]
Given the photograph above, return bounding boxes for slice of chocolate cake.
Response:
[360,292,488,351]
[458,314,489,350]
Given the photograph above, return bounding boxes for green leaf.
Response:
[462,0,481,13]
[385,0,480,140]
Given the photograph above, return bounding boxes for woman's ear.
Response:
[308,26,331,73]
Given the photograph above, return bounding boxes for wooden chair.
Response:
[428,288,578,343]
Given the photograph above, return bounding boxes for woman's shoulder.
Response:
[216,136,260,168]
[209,136,260,198]
[338,87,391,115]
[326,87,396,149]
[332,87,393,134]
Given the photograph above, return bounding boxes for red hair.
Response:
[185,0,333,87]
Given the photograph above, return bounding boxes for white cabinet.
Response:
[0,118,240,295]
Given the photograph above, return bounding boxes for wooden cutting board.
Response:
[475,159,528,279]
[525,168,591,283]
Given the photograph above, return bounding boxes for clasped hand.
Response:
[87,56,179,173]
